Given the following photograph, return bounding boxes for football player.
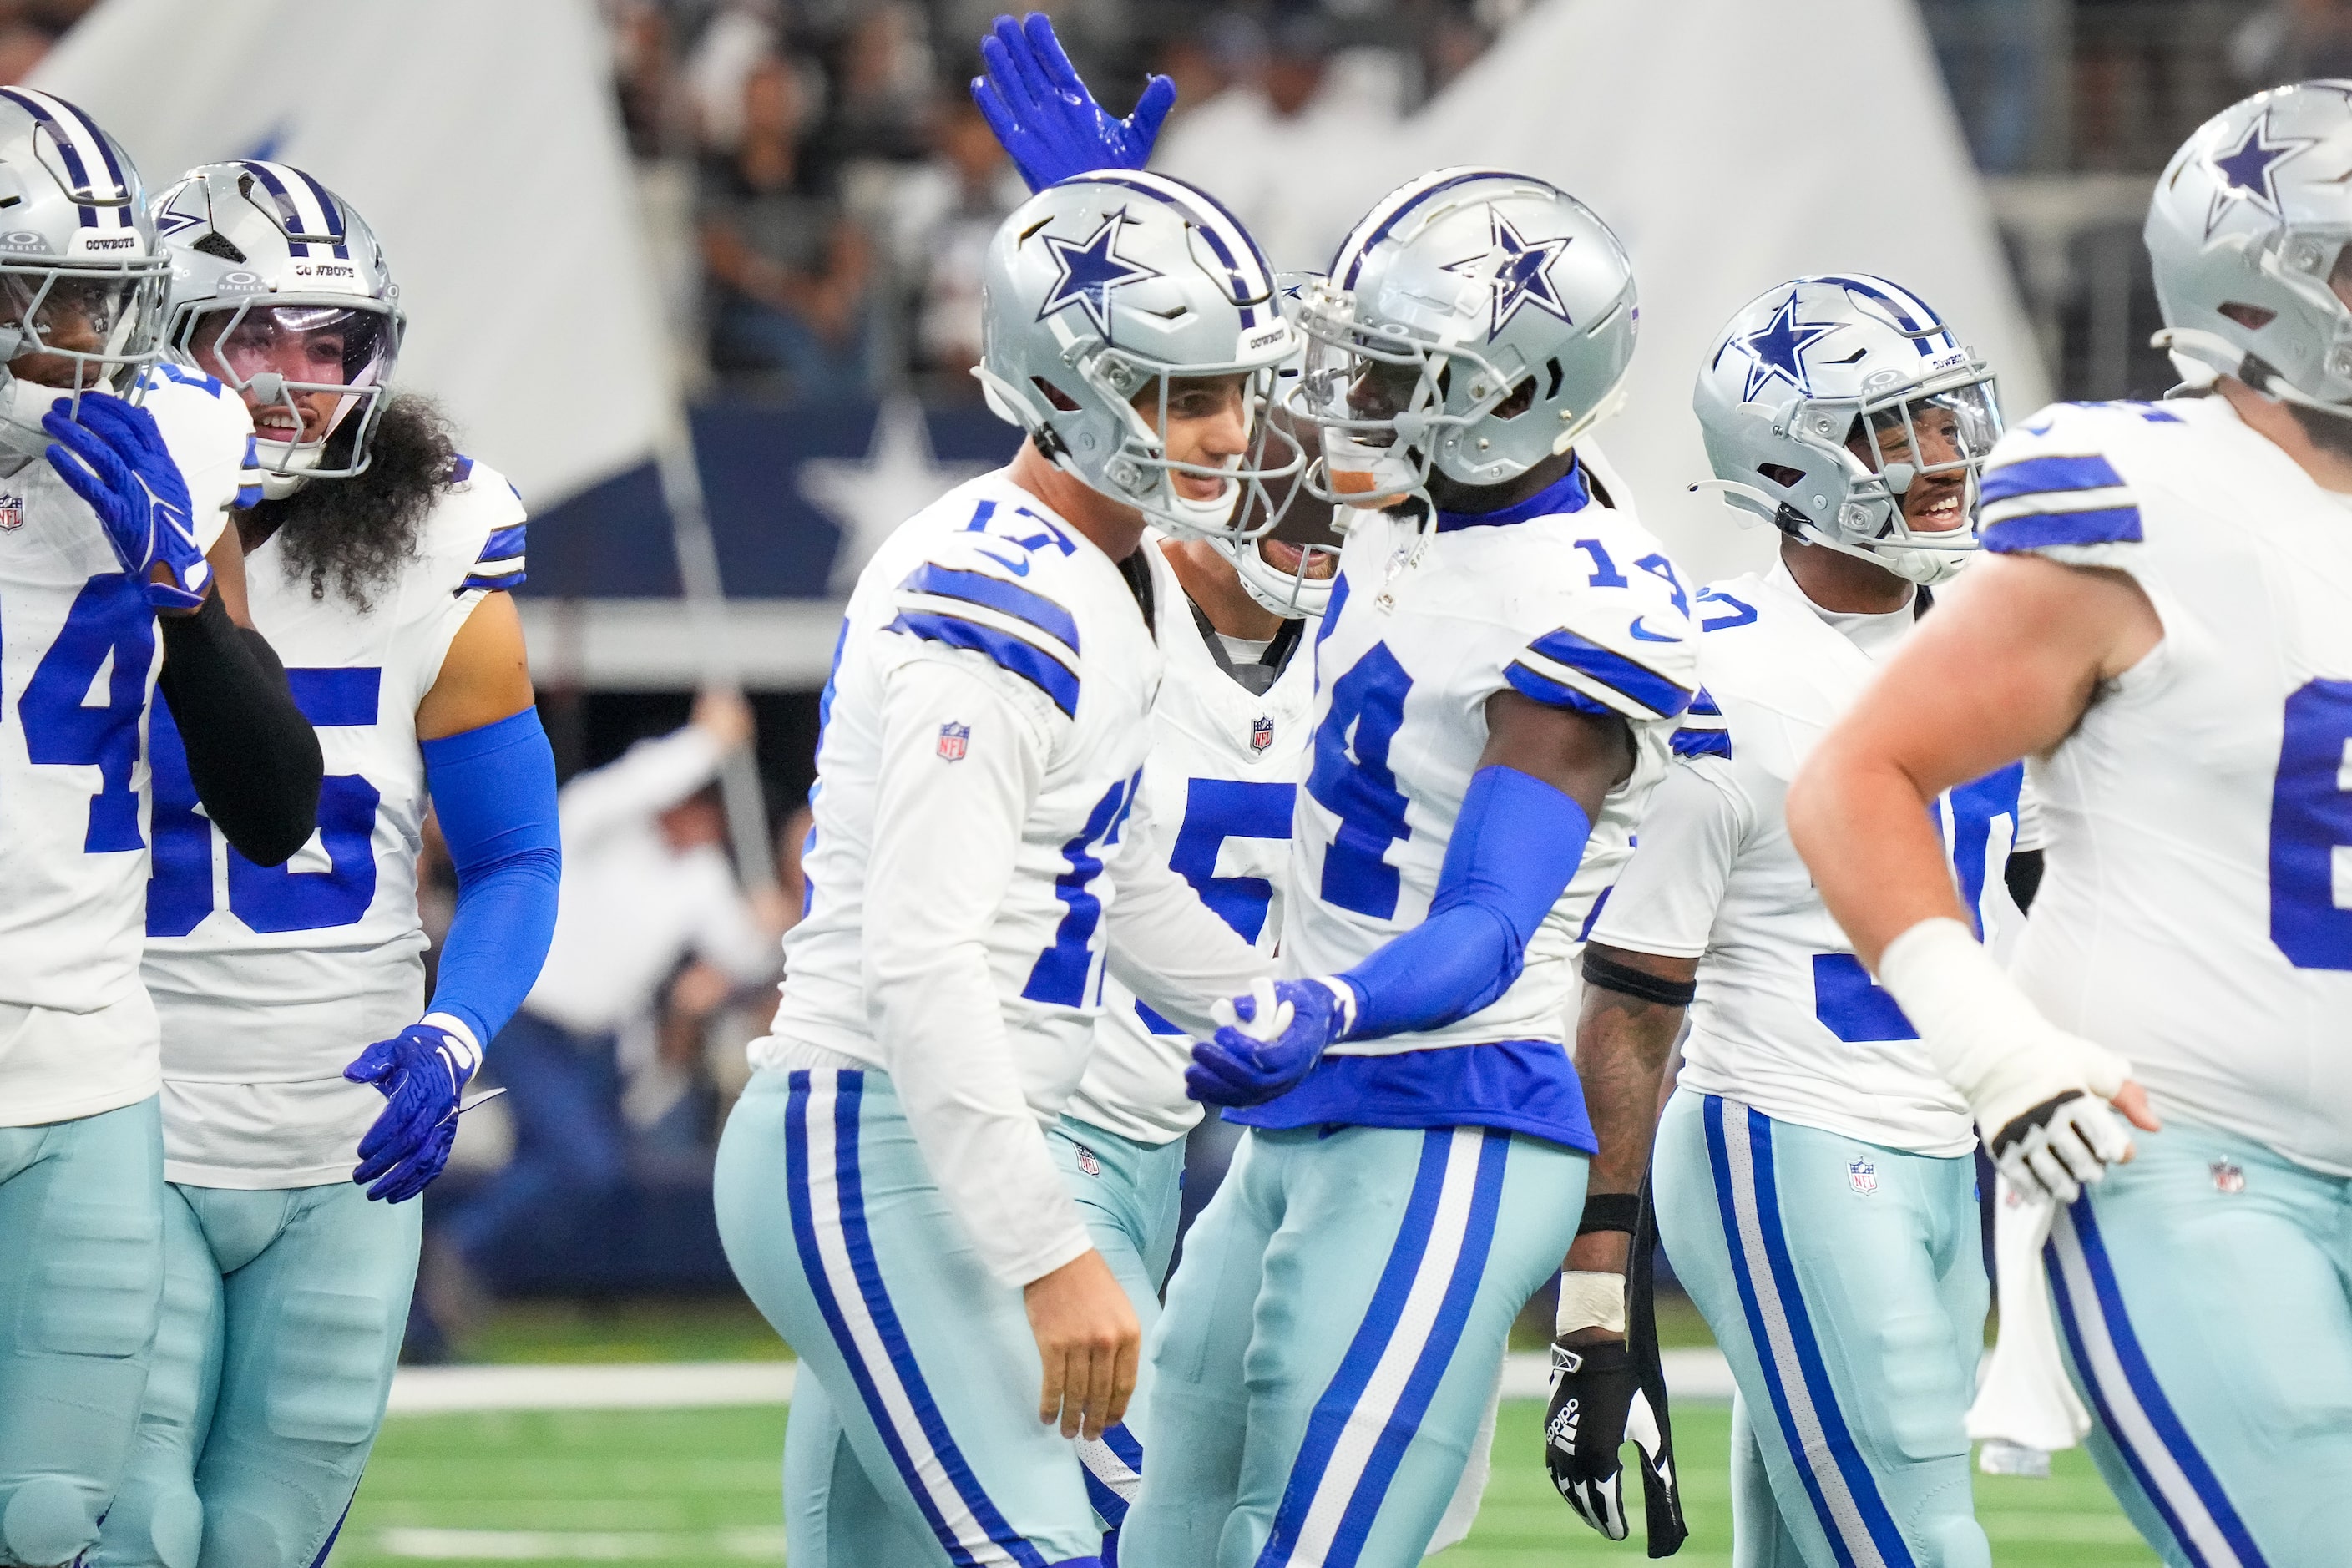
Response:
[1560,276,2021,1565]
[1121,167,1700,1568]
[89,164,561,1568]
[1789,80,2352,1565]
[713,169,1300,1566]
[0,97,321,1568]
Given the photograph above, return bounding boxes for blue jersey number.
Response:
[17,574,154,853]
[2269,680,2352,969]
[1023,771,1139,1006]
[148,668,384,938]
[1307,641,1414,918]
[1937,762,2023,931]
[1811,953,1918,1042]
[1135,776,1297,1034]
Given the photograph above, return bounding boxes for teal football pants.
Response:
[89,1178,420,1568]
[1120,1122,1586,1568]
[0,1096,163,1568]
[1651,1089,1989,1568]
[2046,1115,2352,1568]
[781,1112,1186,1565]
[716,1066,1110,1567]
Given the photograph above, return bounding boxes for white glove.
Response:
[1876,917,2138,1203]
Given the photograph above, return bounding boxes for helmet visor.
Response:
[187,303,396,452]
[0,268,159,389]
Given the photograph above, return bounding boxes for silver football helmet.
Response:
[977,170,1302,540]
[0,88,167,465]
[1692,275,2001,587]
[1291,167,1636,505]
[2146,81,2352,412]
[153,161,402,498]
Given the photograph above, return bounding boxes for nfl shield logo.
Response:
[1251,716,1275,754]
[936,721,969,761]
[1847,1157,1878,1196]
[0,494,23,531]
[2210,1159,2246,1194]
[1075,1144,1101,1178]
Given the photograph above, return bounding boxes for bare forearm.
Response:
[1562,982,1682,1273]
[1786,738,1970,970]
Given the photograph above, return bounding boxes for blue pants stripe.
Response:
[783,1069,1048,1568]
[1258,1127,1509,1568]
[2046,1199,2269,1568]
[1703,1096,1912,1568]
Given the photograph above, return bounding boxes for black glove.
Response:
[1545,1183,1688,1555]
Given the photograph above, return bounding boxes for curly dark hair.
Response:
[239,394,458,613]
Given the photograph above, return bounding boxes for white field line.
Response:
[387,1350,1735,1416]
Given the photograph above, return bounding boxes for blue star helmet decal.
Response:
[1441,210,1573,340]
[1736,291,1839,402]
[2204,109,2318,238]
[1037,209,1163,343]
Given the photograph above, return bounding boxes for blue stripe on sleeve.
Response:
[1982,507,2144,552]
[1670,727,1731,759]
[898,563,1080,654]
[886,609,1080,718]
[1980,453,2125,505]
[1502,660,1612,715]
[1687,687,1722,718]
[476,523,528,564]
[1525,626,1693,718]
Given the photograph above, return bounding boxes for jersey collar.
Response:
[1433,457,1591,533]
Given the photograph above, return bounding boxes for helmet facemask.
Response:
[178,297,401,496]
[0,256,166,455]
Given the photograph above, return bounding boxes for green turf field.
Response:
[334,1400,2159,1565]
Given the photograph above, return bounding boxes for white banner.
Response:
[1161,0,2051,584]
[32,0,668,513]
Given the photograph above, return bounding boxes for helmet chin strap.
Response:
[2155,325,2352,421]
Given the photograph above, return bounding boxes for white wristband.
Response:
[1873,918,2131,1138]
[421,1012,483,1075]
[1555,1270,1627,1337]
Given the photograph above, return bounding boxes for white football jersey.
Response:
[1066,534,1316,1145]
[1284,463,1698,1056]
[0,368,255,1126]
[140,453,525,1186]
[1590,559,2033,1156]
[1980,395,2352,1176]
[758,469,1163,1117]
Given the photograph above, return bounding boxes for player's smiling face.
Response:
[1850,401,1969,534]
[1137,372,1253,503]
[191,306,356,446]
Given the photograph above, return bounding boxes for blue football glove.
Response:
[1186,977,1357,1107]
[43,393,211,613]
[345,1017,481,1203]
[971,12,1176,191]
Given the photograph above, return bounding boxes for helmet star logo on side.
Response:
[1442,211,1573,339]
[1737,291,1839,401]
[2205,109,2318,237]
[1038,210,1162,342]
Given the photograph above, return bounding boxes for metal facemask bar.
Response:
[1081,346,1305,541]
[0,256,168,411]
[1838,365,2004,553]
[178,297,402,483]
[1287,281,1518,504]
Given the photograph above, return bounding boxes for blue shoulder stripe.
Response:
[1503,660,1611,716]
[1983,507,2143,552]
[1980,453,2125,505]
[476,523,527,564]
[1687,687,1722,719]
[1670,727,1732,760]
[887,609,1080,718]
[458,569,526,594]
[1525,627,1693,718]
[448,453,477,484]
[899,563,1080,654]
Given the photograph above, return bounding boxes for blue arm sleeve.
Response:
[1337,765,1592,1041]
[420,706,563,1050]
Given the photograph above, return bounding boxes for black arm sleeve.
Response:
[2005,847,2045,914]
[156,594,322,867]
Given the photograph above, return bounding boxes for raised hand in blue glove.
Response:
[43,392,212,613]
[345,1017,482,1203]
[971,12,1176,192]
[1186,976,1358,1107]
